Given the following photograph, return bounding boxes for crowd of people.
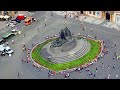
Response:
[17,12,120,79]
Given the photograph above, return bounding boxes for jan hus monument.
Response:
[50,26,77,53]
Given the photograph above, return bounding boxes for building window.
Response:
[93,11,95,15]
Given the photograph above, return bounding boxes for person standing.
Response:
[91,28,93,32]
[101,63,104,69]
[23,33,25,37]
[107,74,110,79]
[18,72,20,78]
[6,42,8,46]
[44,19,46,27]
[83,27,85,31]
[51,12,53,16]
[95,36,97,39]
[22,59,24,63]
[95,67,98,73]
[113,64,115,69]
[116,73,119,78]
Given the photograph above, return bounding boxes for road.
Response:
[0,11,120,79]
[0,11,46,38]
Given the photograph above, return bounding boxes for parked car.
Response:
[16,14,26,20]
[7,21,17,27]
[11,19,21,23]
[11,29,18,35]
[5,46,14,55]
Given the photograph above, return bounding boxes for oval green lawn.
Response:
[31,38,101,72]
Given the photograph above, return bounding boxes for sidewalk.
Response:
[53,11,120,30]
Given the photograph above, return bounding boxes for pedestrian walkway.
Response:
[92,19,105,25]
[53,11,120,31]
[84,16,96,23]
[79,15,86,21]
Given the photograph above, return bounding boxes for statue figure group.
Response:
[51,26,73,47]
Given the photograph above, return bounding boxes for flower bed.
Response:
[31,37,102,72]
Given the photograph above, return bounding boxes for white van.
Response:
[0,44,6,52]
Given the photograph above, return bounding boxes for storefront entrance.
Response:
[106,12,110,21]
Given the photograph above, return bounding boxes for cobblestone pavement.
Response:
[0,11,120,79]
[53,11,120,30]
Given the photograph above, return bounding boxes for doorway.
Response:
[81,11,83,14]
[106,12,110,21]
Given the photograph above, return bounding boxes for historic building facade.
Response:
[0,11,17,17]
[101,11,116,22]
[84,11,116,22]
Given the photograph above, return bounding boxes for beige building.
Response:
[0,11,17,17]
[84,11,116,22]
[102,11,116,22]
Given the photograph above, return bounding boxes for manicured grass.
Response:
[31,38,101,72]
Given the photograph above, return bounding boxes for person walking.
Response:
[18,72,20,78]
[12,40,14,44]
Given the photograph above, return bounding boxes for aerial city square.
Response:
[0,11,120,79]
